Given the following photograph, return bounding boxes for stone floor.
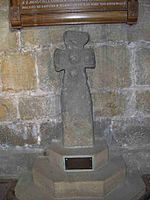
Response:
[0,176,150,200]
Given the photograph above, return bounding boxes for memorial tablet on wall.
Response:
[10,0,138,28]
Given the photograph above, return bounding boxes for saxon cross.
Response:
[54,31,96,147]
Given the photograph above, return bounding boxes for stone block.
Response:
[128,4,150,41]
[112,118,150,147]
[82,24,128,43]
[136,91,150,114]
[1,53,37,91]
[88,46,131,89]
[0,11,18,52]
[36,49,60,91]
[15,169,145,200]
[135,48,150,85]
[46,140,108,171]
[0,97,17,121]
[139,0,150,4]
[32,157,54,195]
[40,122,62,146]
[15,171,52,200]
[0,0,8,9]
[32,154,124,198]
[93,92,127,117]
[122,147,150,174]
[21,26,81,49]
[21,26,80,49]
[21,28,51,49]
[94,119,112,144]
[0,123,38,146]
[106,173,145,200]
[19,95,61,120]
[0,149,42,177]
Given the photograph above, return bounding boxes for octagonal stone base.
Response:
[33,156,125,198]
[15,171,145,200]
[15,140,145,200]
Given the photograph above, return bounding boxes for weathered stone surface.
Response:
[0,0,8,9]
[136,91,150,114]
[15,171,52,200]
[1,53,37,91]
[0,11,18,52]
[54,31,95,147]
[19,95,61,120]
[0,98,17,121]
[122,147,150,174]
[94,119,112,143]
[15,169,145,200]
[46,140,108,171]
[40,122,62,146]
[49,26,82,44]
[128,4,150,41]
[33,148,123,198]
[21,26,82,49]
[93,92,127,117]
[0,149,43,177]
[82,24,128,43]
[135,48,150,85]
[32,158,54,196]
[88,46,131,89]
[54,157,125,198]
[139,0,150,4]
[112,118,150,147]
[0,123,38,146]
[21,28,51,49]
[36,49,60,91]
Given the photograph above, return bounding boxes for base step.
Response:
[15,171,145,200]
[33,155,126,198]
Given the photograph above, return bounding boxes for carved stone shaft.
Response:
[54,31,96,147]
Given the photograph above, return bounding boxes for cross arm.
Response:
[84,49,96,69]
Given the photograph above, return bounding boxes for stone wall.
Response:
[0,0,149,177]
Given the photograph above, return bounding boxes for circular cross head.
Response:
[64,31,89,49]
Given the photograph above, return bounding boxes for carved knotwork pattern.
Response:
[11,6,20,21]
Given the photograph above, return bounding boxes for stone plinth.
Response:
[33,147,125,198]
[15,141,145,200]
[46,139,108,170]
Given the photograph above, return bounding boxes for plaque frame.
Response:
[10,0,138,28]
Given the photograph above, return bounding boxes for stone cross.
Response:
[54,31,96,148]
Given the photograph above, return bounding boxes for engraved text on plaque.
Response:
[10,0,138,28]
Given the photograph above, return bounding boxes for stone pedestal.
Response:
[15,31,145,200]
[15,140,145,200]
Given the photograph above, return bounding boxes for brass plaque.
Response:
[10,0,138,28]
[64,156,93,170]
